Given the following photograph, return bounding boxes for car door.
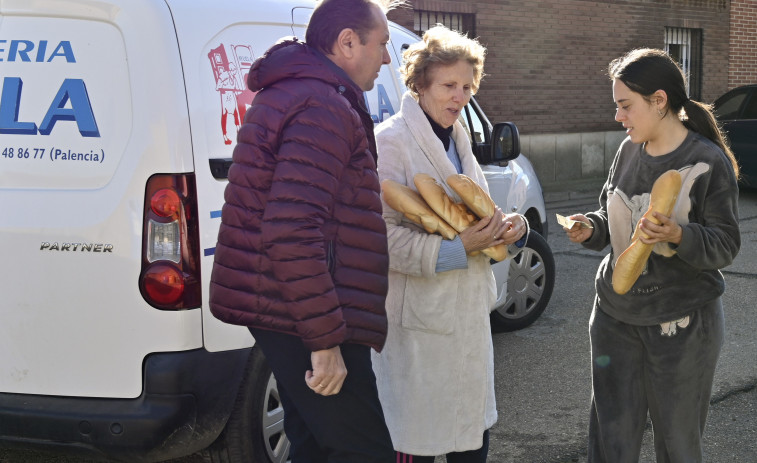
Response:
[715,86,757,186]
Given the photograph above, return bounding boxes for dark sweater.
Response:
[582,130,740,325]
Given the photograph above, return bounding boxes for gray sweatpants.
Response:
[588,299,724,463]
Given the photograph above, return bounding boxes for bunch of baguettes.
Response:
[381,173,509,261]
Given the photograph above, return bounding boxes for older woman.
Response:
[371,25,528,462]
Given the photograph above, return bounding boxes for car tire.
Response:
[203,347,290,463]
[490,230,555,332]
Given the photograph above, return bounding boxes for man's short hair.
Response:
[306,0,397,55]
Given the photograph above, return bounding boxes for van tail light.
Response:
[139,173,201,310]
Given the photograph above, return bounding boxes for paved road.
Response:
[2,188,755,463]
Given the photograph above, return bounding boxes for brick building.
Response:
[729,0,757,88]
[388,0,755,187]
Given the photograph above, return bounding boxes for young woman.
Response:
[563,48,740,462]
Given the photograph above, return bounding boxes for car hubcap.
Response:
[503,247,546,318]
[263,374,290,463]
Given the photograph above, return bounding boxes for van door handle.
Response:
[209,158,233,179]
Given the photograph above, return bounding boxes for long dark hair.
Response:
[609,48,739,178]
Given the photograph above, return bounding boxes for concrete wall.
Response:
[521,130,627,189]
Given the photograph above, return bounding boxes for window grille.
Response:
[664,27,702,100]
[413,10,475,37]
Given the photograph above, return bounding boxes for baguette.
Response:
[446,174,496,219]
[611,169,682,295]
[413,173,476,233]
[418,173,509,261]
[381,179,457,240]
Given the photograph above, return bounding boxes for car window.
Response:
[741,94,757,120]
[714,88,749,120]
[458,110,473,141]
[460,102,486,144]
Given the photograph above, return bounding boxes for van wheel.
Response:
[203,347,290,463]
[490,230,555,332]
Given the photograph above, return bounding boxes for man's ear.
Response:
[333,28,357,59]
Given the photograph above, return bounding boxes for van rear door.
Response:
[0,0,201,398]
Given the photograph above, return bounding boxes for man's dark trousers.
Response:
[249,328,395,463]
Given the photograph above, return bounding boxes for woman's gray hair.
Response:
[401,25,486,97]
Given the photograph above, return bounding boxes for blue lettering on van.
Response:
[204,210,223,256]
[375,85,394,122]
[0,40,76,62]
[364,83,395,124]
[51,148,102,162]
[0,78,36,134]
[0,77,100,137]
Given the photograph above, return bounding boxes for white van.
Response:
[0,1,553,462]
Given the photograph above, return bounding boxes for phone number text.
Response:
[1,146,105,163]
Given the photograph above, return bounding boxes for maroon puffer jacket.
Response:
[209,38,389,352]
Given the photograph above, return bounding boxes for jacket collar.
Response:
[398,91,480,192]
[248,37,362,102]
[310,47,364,102]
[248,37,377,161]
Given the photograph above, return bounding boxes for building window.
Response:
[414,10,475,36]
[664,27,703,100]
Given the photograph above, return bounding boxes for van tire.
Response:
[203,347,290,463]
[490,230,555,332]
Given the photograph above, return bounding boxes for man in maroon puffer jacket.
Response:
[209,0,399,460]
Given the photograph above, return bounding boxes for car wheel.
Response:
[203,347,290,463]
[490,230,555,332]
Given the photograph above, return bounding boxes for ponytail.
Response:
[682,99,740,179]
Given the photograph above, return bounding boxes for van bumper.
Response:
[0,347,250,462]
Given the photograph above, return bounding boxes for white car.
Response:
[0,1,553,462]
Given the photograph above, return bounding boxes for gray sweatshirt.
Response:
[582,130,740,325]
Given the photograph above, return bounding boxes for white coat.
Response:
[371,91,498,455]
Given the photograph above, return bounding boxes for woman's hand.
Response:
[500,212,527,245]
[638,211,682,245]
[563,214,593,243]
[459,208,524,253]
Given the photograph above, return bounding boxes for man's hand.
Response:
[305,346,347,396]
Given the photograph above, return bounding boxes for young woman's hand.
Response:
[563,214,593,243]
[638,211,682,245]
